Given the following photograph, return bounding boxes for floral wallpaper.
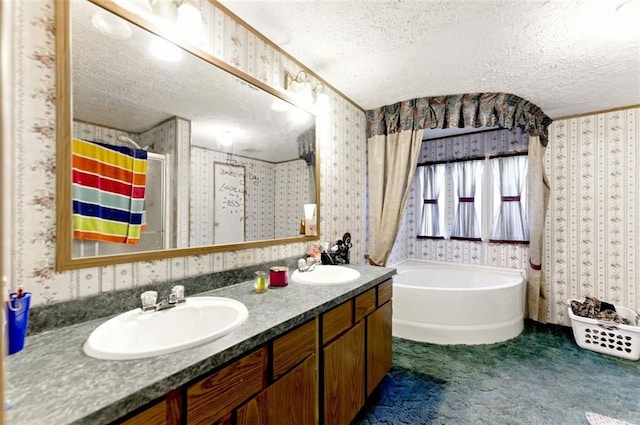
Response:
[190,148,312,244]
[544,107,640,325]
[5,0,367,306]
[274,159,312,238]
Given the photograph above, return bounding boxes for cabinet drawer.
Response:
[377,280,392,306]
[355,288,376,323]
[187,347,268,425]
[273,318,317,380]
[322,300,353,345]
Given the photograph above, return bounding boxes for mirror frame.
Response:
[55,0,321,271]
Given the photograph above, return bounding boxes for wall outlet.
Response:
[238,249,254,266]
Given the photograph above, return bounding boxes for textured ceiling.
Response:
[219,0,640,118]
[73,1,314,162]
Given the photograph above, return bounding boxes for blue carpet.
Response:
[354,321,640,425]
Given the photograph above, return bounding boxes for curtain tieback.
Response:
[459,197,475,202]
[424,199,438,204]
[501,195,521,202]
[529,258,542,270]
[364,254,383,267]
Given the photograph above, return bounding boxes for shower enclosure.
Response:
[73,152,171,257]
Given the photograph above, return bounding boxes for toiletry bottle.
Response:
[310,242,321,261]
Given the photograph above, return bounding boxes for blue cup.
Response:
[7,292,31,355]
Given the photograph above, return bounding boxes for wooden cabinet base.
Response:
[114,280,392,425]
[238,355,317,425]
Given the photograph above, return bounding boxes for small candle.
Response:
[269,267,289,287]
[254,271,267,292]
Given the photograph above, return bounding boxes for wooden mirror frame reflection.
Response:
[55,0,321,271]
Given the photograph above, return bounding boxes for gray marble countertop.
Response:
[5,264,395,425]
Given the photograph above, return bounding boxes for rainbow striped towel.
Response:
[72,138,148,245]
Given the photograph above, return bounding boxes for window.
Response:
[417,154,528,243]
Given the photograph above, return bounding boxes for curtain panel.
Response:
[451,161,482,239]
[417,165,444,237]
[491,156,529,241]
[366,93,552,145]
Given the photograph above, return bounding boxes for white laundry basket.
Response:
[568,299,640,361]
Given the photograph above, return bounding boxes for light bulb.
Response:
[218,131,233,147]
[177,2,205,44]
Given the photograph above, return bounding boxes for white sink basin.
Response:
[291,265,361,285]
[84,297,248,360]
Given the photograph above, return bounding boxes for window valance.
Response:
[366,93,553,146]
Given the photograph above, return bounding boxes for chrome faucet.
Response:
[140,285,186,312]
[297,258,319,272]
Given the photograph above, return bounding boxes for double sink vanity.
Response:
[5,264,394,425]
[30,0,398,423]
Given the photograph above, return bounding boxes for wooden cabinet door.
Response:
[323,321,364,425]
[237,354,317,425]
[367,301,392,396]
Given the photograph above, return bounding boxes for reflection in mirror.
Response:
[59,0,319,268]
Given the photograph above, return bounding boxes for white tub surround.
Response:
[392,259,525,345]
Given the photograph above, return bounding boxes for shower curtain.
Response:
[526,136,550,322]
[367,128,423,266]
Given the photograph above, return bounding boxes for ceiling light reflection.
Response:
[149,38,183,62]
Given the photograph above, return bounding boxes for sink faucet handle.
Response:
[297,258,307,271]
[171,285,185,303]
[141,291,158,311]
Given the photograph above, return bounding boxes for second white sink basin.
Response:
[291,265,361,285]
[84,296,248,360]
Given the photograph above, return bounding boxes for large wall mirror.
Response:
[56,0,320,270]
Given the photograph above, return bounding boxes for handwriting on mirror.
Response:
[216,164,245,216]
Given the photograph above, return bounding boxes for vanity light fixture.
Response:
[115,0,205,44]
[284,70,325,103]
[174,0,205,44]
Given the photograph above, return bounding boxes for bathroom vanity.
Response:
[5,265,394,425]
